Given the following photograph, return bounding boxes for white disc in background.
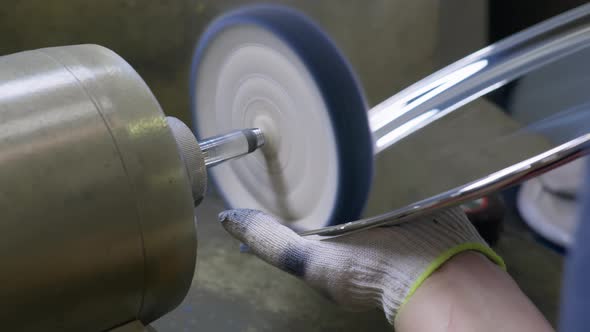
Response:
[190,6,373,231]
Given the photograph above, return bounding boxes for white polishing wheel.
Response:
[190,5,373,230]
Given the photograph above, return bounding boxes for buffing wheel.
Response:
[190,5,373,230]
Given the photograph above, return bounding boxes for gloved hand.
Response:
[219,208,504,325]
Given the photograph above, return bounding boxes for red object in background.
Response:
[461,195,505,246]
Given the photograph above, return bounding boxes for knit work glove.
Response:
[219,207,505,325]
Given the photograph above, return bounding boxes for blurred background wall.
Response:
[0,0,440,122]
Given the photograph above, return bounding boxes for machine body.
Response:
[0,44,201,331]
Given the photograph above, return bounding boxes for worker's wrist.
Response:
[382,208,505,325]
[398,243,505,314]
[395,251,504,330]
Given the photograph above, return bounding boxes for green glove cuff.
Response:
[396,243,505,322]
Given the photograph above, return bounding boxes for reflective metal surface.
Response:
[301,135,589,238]
[302,4,590,238]
[0,45,197,330]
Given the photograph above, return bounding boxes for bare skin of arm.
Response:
[395,251,555,332]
